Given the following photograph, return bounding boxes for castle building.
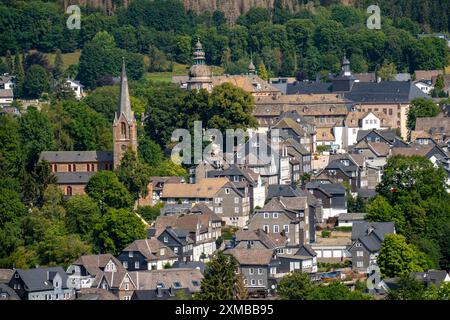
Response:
[40,60,137,196]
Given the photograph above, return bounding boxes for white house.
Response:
[66,79,84,99]
[0,74,15,90]
[0,89,14,107]
[414,80,433,95]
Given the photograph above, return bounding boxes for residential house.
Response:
[207,164,266,209]
[276,244,318,274]
[224,248,278,294]
[0,74,14,107]
[412,113,450,145]
[103,268,203,301]
[131,287,192,300]
[9,267,75,300]
[414,79,434,95]
[161,177,250,228]
[249,196,313,246]
[66,79,84,99]
[0,284,20,300]
[148,176,185,206]
[349,221,395,272]
[117,238,178,271]
[317,154,365,192]
[66,254,126,290]
[305,181,347,221]
[356,128,407,147]
[339,111,390,148]
[154,204,222,261]
[234,229,285,250]
[411,270,450,288]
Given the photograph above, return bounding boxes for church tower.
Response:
[113,59,137,168]
[187,38,213,91]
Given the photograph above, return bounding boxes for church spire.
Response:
[118,58,134,122]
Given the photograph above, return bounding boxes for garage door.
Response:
[323,250,332,258]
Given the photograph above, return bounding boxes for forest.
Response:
[0,0,449,87]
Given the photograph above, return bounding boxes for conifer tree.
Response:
[13,53,24,98]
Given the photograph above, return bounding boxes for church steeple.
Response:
[117,58,134,122]
[248,54,256,75]
[113,59,138,168]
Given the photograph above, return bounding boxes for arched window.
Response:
[121,122,127,139]
[66,186,72,196]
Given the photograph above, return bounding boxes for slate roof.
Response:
[131,268,203,292]
[267,185,301,200]
[411,270,449,287]
[122,239,177,261]
[285,81,333,95]
[14,267,69,292]
[224,248,274,266]
[54,172,94,184]
[76,288,118,300]
[0,284,20,300]
[39,151,113,163]
[344,81,428,103]
[235,229,279,249]
[305,181,346,196]
[172,261,205,273]
[351,222,395,252]
[71,254,125,276]
[356,129,398,143]
[132,288,191,300]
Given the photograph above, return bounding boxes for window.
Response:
[15,274,19,278]
[225,188,230,194]
[160,248,165,256]
[249,268,254,275]
[214,197,222,204]
[125,283,129,291]
[163,236,168,243]
[250,279,256,286]
[263,225,269,233]
[258,279,263,286]
[123,261,128,269]
[243,279,248,285]
[258,268,263,275]
[273,212,278,219]
[357,261,364,268]
[192,280,200,287]
[283,225,289,233]
[234,197,239,204]
[263,212,269,219]
[357,251,364,257]
[234,207,239,214]
[66,186,72,196]
[134,261,139,269]
[129,251,133,258]
[174,247,179,254]
[215,207,223,214]
[121,122,127,138]
[156,282,165,288]
[273,225,279,233]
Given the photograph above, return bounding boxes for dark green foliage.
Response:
[137,204,163,223]
[407,98,441,131]
[92,208,146,255]
[85,171,134,210]
[196,251,243,300]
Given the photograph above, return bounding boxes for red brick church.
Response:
[40,60,138,196]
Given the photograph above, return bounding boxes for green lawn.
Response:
[43,50,81,69]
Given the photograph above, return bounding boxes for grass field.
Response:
[42,50,81,70]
